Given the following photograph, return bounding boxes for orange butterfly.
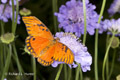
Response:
[22,16,74,66]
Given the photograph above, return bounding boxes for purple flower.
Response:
[55,0,100,37]
[0,4,12,22]
[1,0,7,3]
[108,0,120,16]
[4,78,7,80]
[0,4,20,24]
[1,0,21,5]
[9,0,21,5]
[100,18,120,35]
[51,32,92,72]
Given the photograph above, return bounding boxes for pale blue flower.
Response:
[100,18,120,35]
[9,0,21,5]
[0,4,20,24]
[1,0,21,5]
[52,32,92,72]
[55,0,100,37]
[0,4,12,22]
[4,78,7,80]
[1,0,7,3]
[108,0,120,16]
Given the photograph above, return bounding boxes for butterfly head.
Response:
[53,37,60,42]
[55,37,60,41]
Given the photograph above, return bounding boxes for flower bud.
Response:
[20,8,31,16]
[116,74,120,80]
[0,33,15,44]
[111,37,119,48]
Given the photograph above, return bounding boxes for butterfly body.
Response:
[22,16,74,66]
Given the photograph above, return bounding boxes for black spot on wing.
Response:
[36,24,49,32]
[26,26,31,27]
[51,57,53,59]
[37,24,45,27]
[42,29,44,31]
[27,29,30,31]
[65,46,68,53]
[62,47,64,50]
[61,44,65,51]
[25,23,29,24]
[46,29,48,32]
[32,38,35,41]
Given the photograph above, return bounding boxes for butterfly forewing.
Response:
[22,16,54,40]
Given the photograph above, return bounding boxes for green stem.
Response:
[1,44,12,80]
[75,63,83,80]
[94,29,99,80]
[98,0,106,23]
[55,64,63,80]
[82,0,87,45]
[94,0,106,80]
[3,44,7,66]
[68,67,72,80]
[105,35,110,80]
[102,33,115,80]
[52,0,59,32]
[79,64,83,80]
[0,21,5,34]
[108,49,116,79]
[12,44,23,73]
[106,35,110,48]
[106,58,109,80]
[13,0,19,34]
[75,67,79,80]
[75,63,80,80]
[11,0,15,33]
[0,43,3,77]
[32,56,36,80]
[0,21,5,77]
[64,64,67,80]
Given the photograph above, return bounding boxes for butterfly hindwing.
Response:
[26,36,51,58]
[22,16,54,40]
[26,36,56,66]
[53,42,74,64]
[37,44,56,66]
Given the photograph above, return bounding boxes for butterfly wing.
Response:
[53,42,74,64]
[37,44,56,66]
[23,16,54,58]
[26,36,74,65]
[26,36,55,66]
[22,16,54,40]
[26,36,52,58]
[37,40,74,66]
[23,16,55,64]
